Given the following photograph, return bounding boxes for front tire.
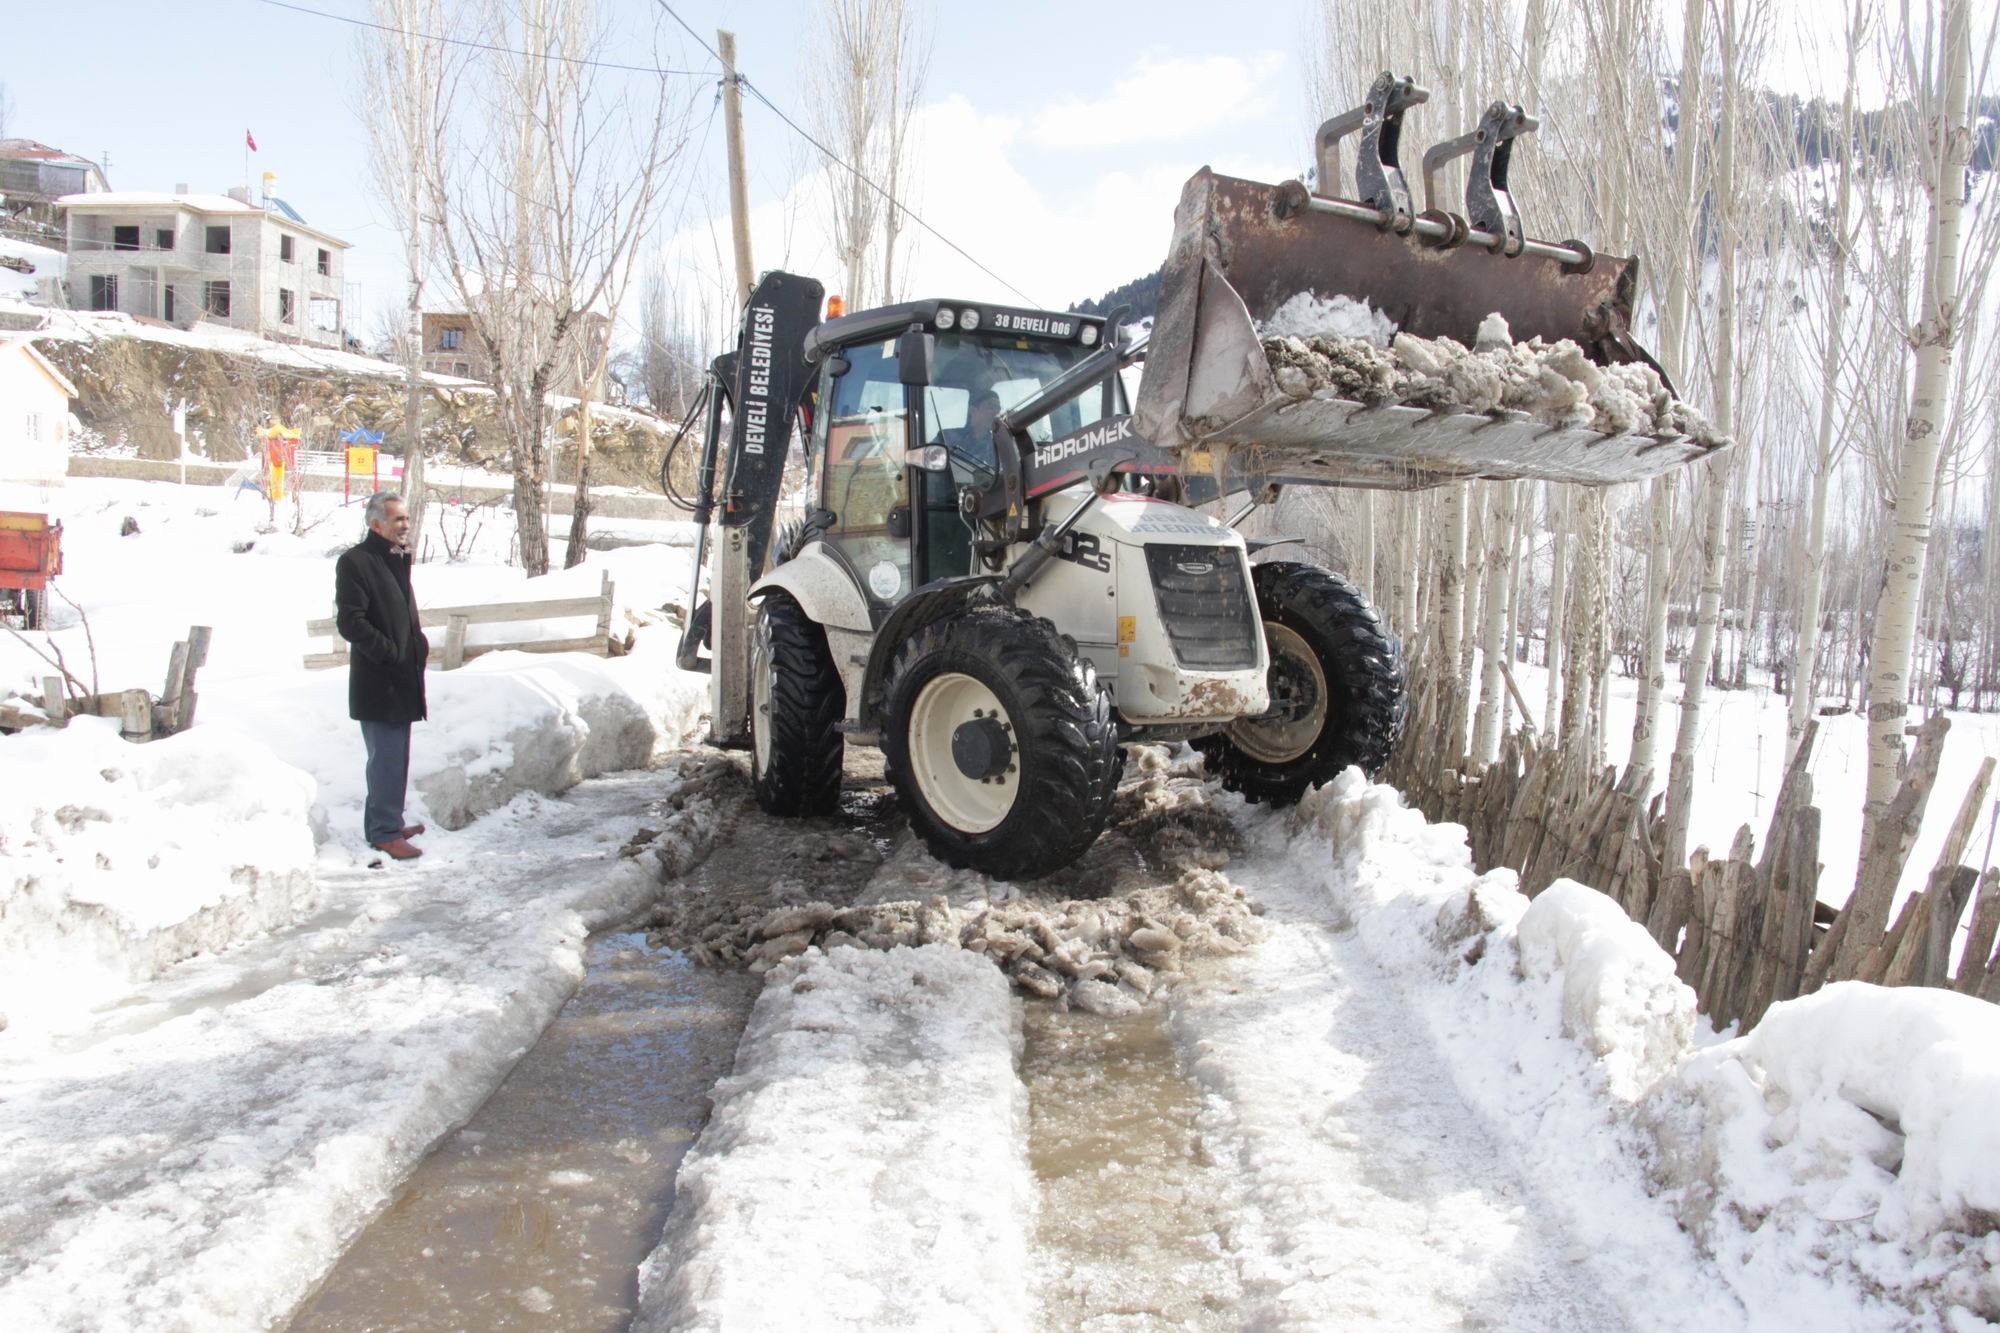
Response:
[750,592,845,817]
[882,607,1118,880]
[1197,562,1404,804]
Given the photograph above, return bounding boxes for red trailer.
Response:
[0,511,62,631]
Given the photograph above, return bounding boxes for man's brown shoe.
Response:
[371,837,423,860]
[401,823,427,838]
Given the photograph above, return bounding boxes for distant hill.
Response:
[1071,267,1162,321]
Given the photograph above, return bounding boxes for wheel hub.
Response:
[951,715,1012,780]
[1227,620,1330,765]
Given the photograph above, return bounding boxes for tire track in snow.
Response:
[1171,818,1632,1330]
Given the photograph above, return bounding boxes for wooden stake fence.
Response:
[1383,662,2000,1028]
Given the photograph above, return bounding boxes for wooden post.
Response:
[176,625,212,731]
[1958,868,2000,995]
[442,612,469,671]
[160,640,190,732]
[595,570,614,654]
[718,30,756,307]
[118,688,152,741]
[41,675,65,725]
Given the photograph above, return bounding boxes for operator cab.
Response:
[804,299,1122,613]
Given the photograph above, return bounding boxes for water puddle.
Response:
[1023,997,1246,1330]
[289,931,756,1331]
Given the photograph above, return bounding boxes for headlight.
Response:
[959,307,981,330]
[1079,323,1099,346]
[934,307,957,330]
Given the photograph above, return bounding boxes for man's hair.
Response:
[971,389,1001,409]
[363,491,403,525]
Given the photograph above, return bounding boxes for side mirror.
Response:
[826,353,851,377]
[911,444,952,473]
[896,326,934,386]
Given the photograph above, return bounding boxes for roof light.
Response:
[1079,323,1099,346]
[934,306,957,330]
[959,307,981,330]
[826,294,845,319]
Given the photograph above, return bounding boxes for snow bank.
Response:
[1519,879,1696,1099]
[1284,770,2000,1328]
[0,716,317,1033]
[635,944,1032,1332]
[0,238,63,301]
[1647,984,2000,1319]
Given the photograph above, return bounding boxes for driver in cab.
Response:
[939,388,1002,475]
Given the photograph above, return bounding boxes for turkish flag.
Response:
[246,129,258,151]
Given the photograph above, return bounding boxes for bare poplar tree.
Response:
[806,0,932,307]
[360,0,453,552]
[1663,0,1754,869]
[422,0,696,576]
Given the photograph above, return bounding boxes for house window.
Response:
[439,326,463,350]
[163,285,176,322]
[154,227,175,250]
[452,361,470,377]
[280,235,294,263]
[113,224,140,252]
[204,280,231,318]
[316,248,331,276]
[205,225,231,255]
[279,288,295,323]
[89,274,119,310]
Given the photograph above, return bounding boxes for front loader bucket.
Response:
[1133,169,1725,490]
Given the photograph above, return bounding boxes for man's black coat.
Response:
[334,530,429,723]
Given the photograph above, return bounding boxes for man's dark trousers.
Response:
[360,719,412,845]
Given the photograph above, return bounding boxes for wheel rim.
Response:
[908,671,1018,834]
[751,618,774,774]
[1228,621,1328,764]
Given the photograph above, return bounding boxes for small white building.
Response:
[0,337,75,508]
[57,176,350,348]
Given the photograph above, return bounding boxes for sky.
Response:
[1,0,1959,352]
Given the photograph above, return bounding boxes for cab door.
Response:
[818,339,916,615]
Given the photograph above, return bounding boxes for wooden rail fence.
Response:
[1381,662,2000,1030]
[304,570,616,671]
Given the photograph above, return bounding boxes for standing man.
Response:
[335,492,430,860]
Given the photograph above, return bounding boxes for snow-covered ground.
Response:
[0,764,717,1329]
[1,478,709,1036]
[0,237,64,301]
[3,478,1994,1332]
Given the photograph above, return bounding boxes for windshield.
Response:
[922,334,1124,469]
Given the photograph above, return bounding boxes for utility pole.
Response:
[719,29,755,307]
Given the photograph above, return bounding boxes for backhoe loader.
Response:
[674,73,1725,880]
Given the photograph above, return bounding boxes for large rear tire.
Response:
[750,592,845,817]
[22,588,47,632]
[1196,562,1404,804]
[882,606,1119,880]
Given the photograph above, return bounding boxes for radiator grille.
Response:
[1143,545,1260,670]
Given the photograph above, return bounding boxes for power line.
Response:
[254,0,713,77]
[649,0,1042,308]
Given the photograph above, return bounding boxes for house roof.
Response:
[55,191,354,249]
[1,336,79,399]
[0,139,105,173]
